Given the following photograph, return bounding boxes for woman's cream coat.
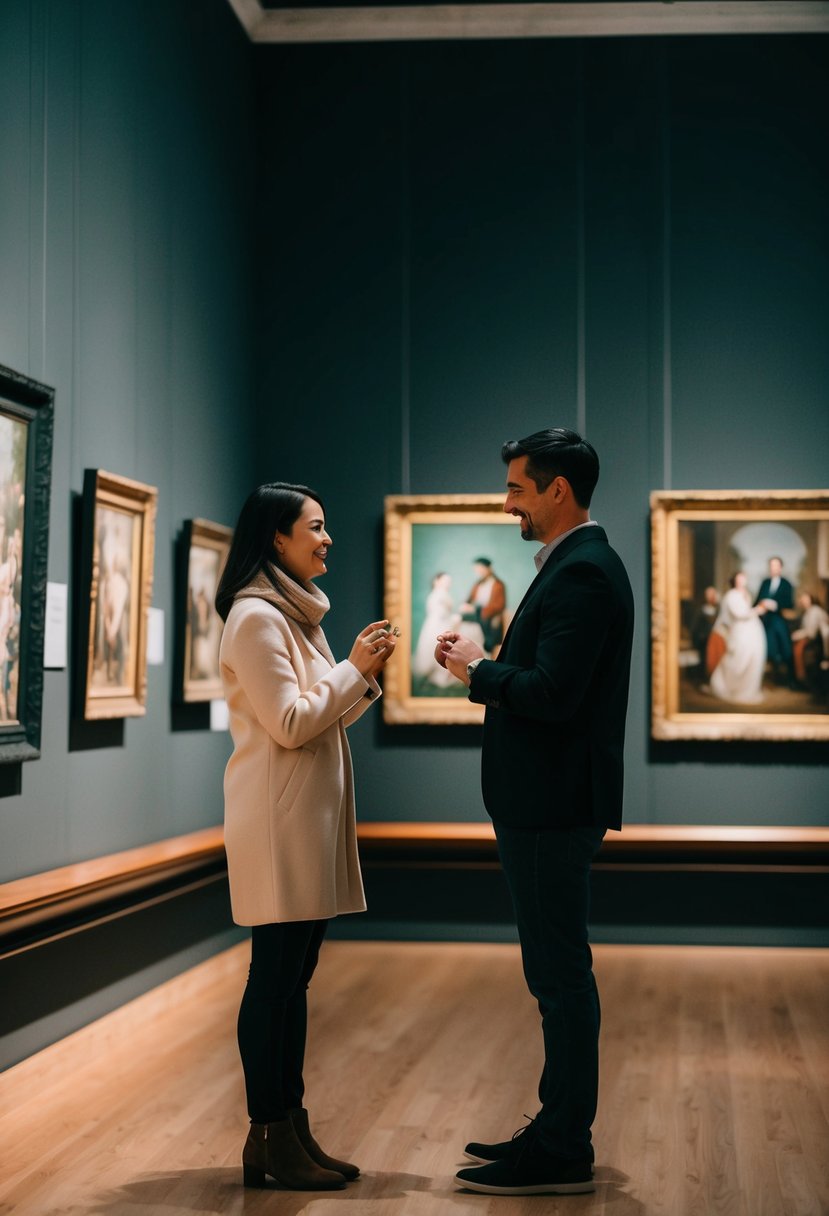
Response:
[220,591,379,925]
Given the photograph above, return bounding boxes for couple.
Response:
[217,428,634,1197]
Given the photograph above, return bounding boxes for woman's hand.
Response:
[349,620,399,678]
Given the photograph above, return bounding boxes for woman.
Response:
[709,571,767,705]
[216,482,396,1192]
[412,572,456,688]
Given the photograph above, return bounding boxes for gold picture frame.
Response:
[383,494,530,724]
[178,518,231,703]
[78,470,158,720]
[651,490,829,741]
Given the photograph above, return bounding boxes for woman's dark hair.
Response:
[501,427,599,508]
[215,482,324,621]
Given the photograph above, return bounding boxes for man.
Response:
[435,428,634,1197]
[690,585,720,686]
[460,558,506,655]
[755,556,795,686]
[791,590,829,693]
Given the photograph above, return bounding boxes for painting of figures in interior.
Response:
[78,470,157,720]
[651,491,829,741]
[383,495,530,724]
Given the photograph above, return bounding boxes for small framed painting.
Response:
[177,518,231,703]
[0,363,54,763]
[77,470,158,720]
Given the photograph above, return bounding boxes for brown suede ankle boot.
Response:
[289,1108,360,1180]
[242,1119,346,1190]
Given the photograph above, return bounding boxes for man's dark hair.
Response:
[215,482,324,621]
[501,428,599,509]
[473,557,492,568]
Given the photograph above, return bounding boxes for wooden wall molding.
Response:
[0,828,226,958]
[225,0,829,45]
[2,821,828,956]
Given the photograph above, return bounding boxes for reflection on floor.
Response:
[2,940,828,1215]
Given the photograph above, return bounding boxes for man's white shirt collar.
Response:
[534,521,599,572]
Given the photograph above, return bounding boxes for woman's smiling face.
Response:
[275,496,331,582]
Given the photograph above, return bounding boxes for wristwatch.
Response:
[467,658,483,682]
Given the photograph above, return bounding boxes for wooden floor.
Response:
[1,941,828,1216]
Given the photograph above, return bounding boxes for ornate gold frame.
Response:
[383,494,523,724]
[651,489,829,741]
[79,470,158,720]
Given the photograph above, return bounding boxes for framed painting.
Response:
[176,518,231,703]
[651,490,829,741]
[0,363,54,764]
[383,494,530,724]
[77,470,158,720]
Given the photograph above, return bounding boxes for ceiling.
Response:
[225,0,829,45]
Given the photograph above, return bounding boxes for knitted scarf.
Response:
[234,565,336,667]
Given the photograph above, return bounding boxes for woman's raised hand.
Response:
[349,620,399,678]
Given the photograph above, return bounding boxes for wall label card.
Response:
[44,582,68,669]
[147,608,165,667]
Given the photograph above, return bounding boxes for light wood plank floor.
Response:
[1,942,828,1216]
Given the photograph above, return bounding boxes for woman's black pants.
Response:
[237,918,328,1123]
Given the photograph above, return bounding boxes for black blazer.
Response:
[754,577,794,613]
[469,526,634,832]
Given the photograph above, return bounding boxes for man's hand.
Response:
[435,632,484,685]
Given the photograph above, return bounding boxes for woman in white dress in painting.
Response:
[413,572,456,688]
[710,571,768,705]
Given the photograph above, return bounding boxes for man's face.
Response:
[473,563,490,580]
[503,457,559,544]
[769,558,783,578]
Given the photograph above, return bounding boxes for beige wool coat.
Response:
[220,586,379,925]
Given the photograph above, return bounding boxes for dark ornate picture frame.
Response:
[0,363,54,764]
[175,518,232,704]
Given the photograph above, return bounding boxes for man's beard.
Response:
[518,514,537,542]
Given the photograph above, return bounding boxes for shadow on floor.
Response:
[89,1167,435,1215]
[89,1165,639,1215]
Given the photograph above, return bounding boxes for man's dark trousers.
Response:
[494,822,605,1163]
[469,525,633,1166]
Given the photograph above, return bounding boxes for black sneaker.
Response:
[455,1153,595,1196]
[463,1118,536,1165]
[463,1119,595,1173]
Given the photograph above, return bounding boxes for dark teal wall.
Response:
[255,36,829,828]
[1,14,826,1063]
[0,0,256,883]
